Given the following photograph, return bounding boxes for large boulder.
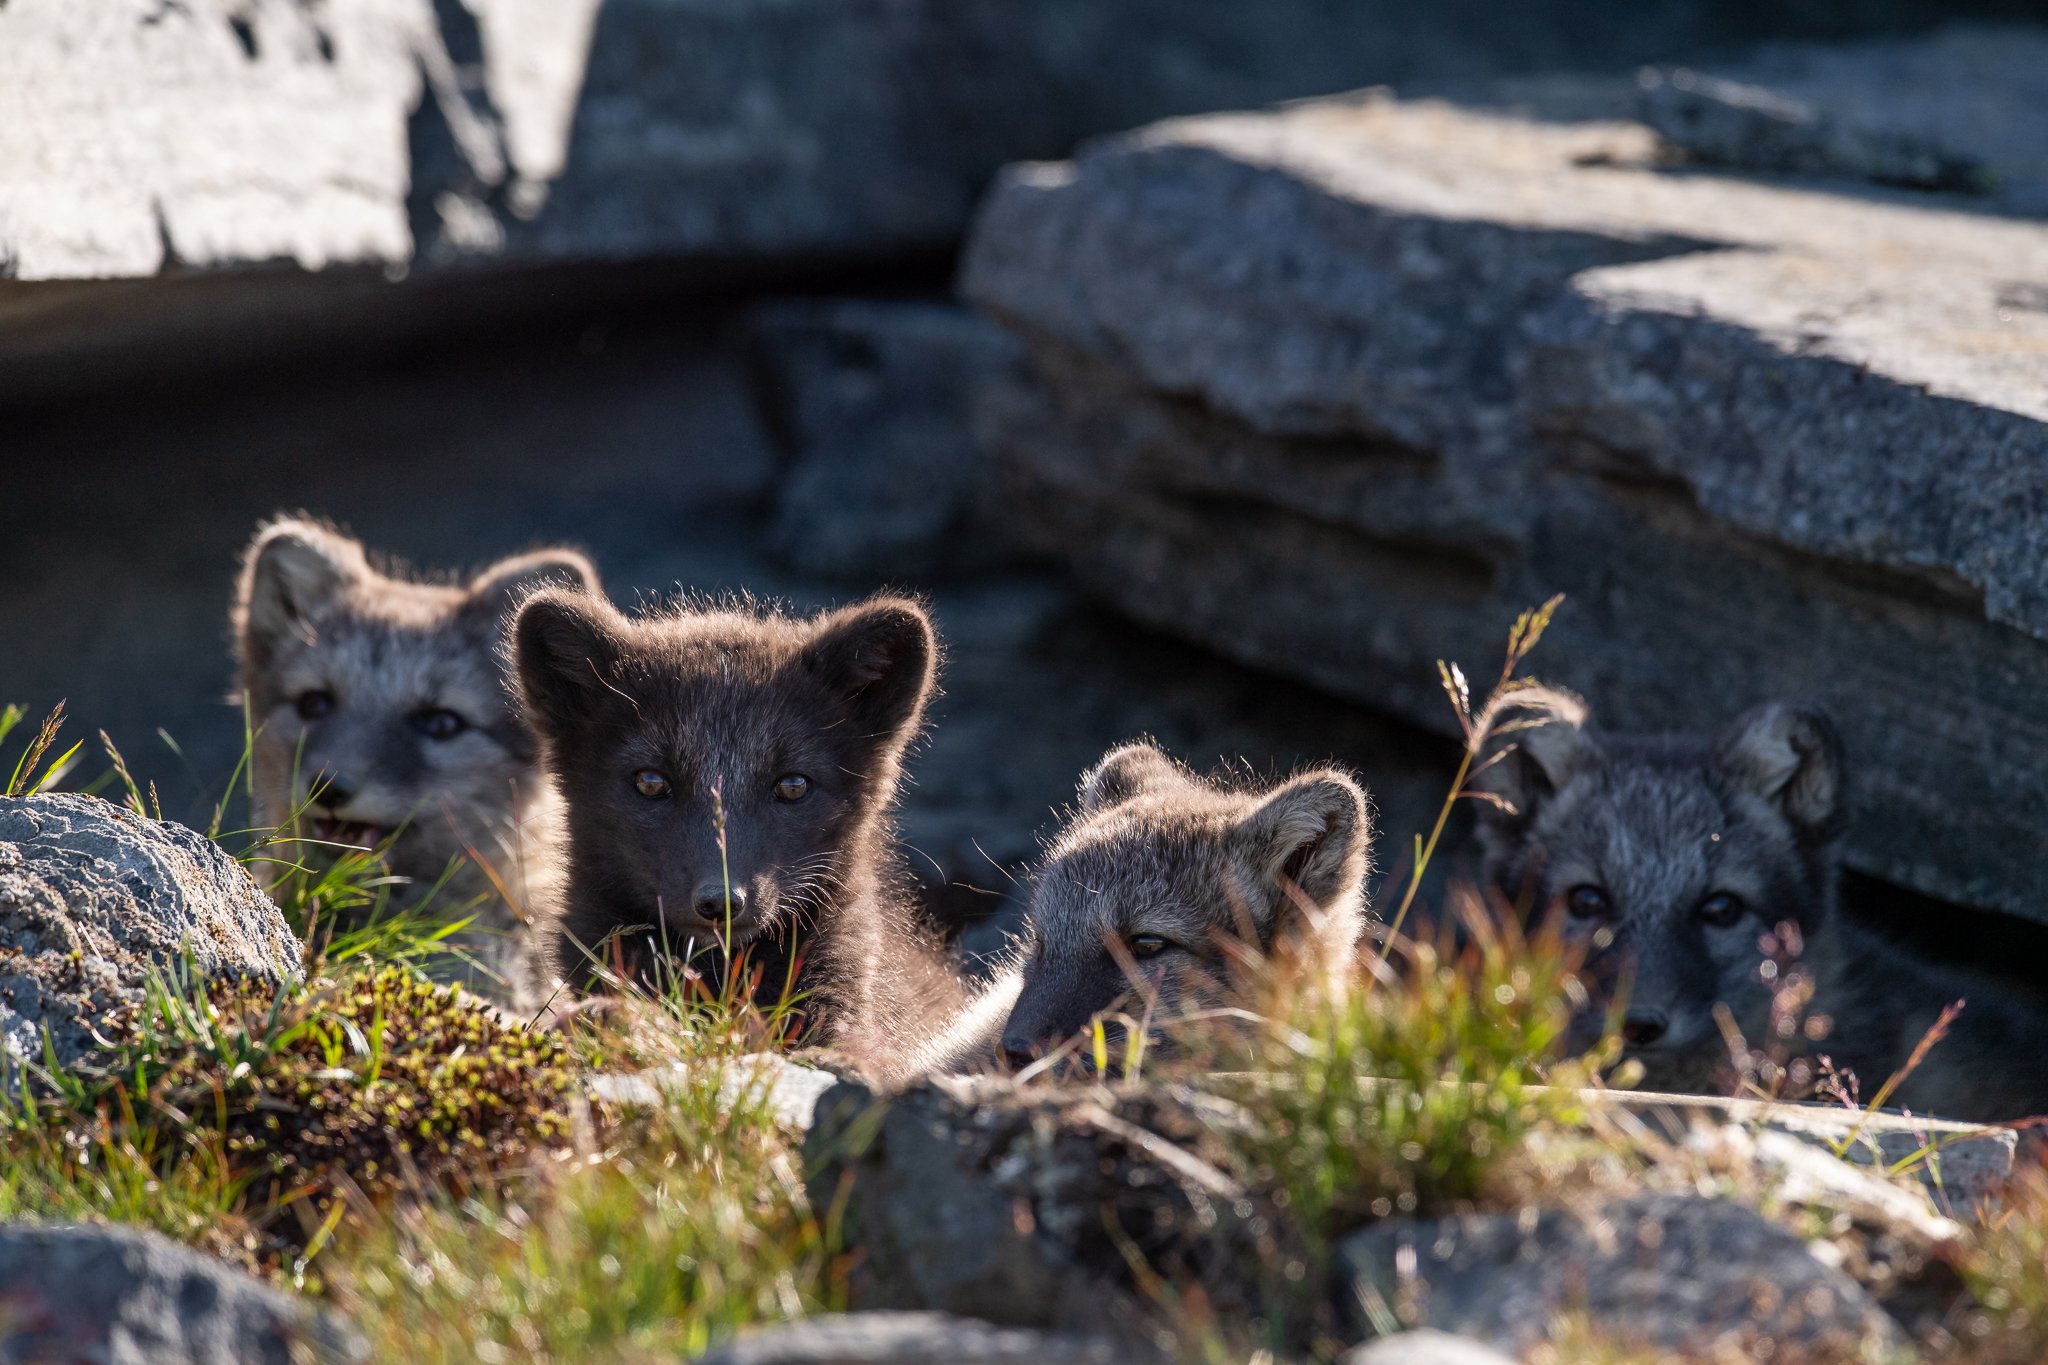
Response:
[961,25,2048,921]
[0,793,301,1073]
[0,1221,361,1363]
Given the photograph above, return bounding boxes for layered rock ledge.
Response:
[962,26,2048,919]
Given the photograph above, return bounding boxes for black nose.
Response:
[311,774,354,811]
[1000,1036,1042,1072]
[691,882,750,923]
[1621,1009,1669,1048]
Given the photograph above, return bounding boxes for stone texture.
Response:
[751,299,1023,580]
[1337,1193,1902,1357]
[961,38,2048,918]
[1638,26,2048,211]
[803,1075,1278,1338]
[588,1052,844,1131]
[0,793,301,1073]
[694,1312,1122,1365]
[0,1221,361,1363]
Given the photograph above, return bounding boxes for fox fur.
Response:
[998,741,1374,1071]
[510,586,975,1073]
[232,515,597,1006]
[1474,698,2048,1122]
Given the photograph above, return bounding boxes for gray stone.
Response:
[752,300,1023,580]
[0,1221,361,1364]
[1340,1330,1517,1365]
[1639,26,2048,211]
[1336,1193,1901,1357]
[0,794,301,1073]
[802,1075,1272,1340]
[694,1312,1121,1365]
[960,47,2048,919]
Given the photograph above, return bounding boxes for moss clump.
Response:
[38,966,574,1264]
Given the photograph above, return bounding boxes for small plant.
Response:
[8,965,574,1272]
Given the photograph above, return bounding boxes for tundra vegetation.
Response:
[2,599,2048,1364]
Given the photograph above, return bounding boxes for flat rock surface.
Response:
[1338,1192,1902,1357]
[0,794,301,1073]
[0,1221,361,1364]
[963,32,2048,920]
[694,1312,1122,1365]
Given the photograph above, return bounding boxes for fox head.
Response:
[234,517,597,894]
[1472,699,1846,1091]
[511,588,937,992]
[1001,742,1373,1071]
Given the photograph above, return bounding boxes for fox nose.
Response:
[1000,1036,1042,1072]
[1621,1009,1669,1049]
[690,882,750,924]
[310,773,355,811]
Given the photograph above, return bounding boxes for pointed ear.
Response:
[466,548,601,620]
[1718,701,1844,841]
[1470,690,1593,831]
[511,588,627,735]
[802,597,937,746]
[1077,741,1184,813]
[1238,770,1373,913]
[233,517,367,672]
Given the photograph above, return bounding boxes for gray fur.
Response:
[1000,741,1374,1069]
[231,515,597,1005]
[1475,699,2048,1121]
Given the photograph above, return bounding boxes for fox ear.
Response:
[1238,770,1373,916]
[1077,741,1183,813]
[803,597,937,748]
[1719,701,1844,841]
[234,518,366,669]
[1469,689,1593,831]
[511,588,625,734]
[467,548,601,619]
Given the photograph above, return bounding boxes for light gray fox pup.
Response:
[233,516,597,1006]
[1474,698,2048,1122]
[999,741,1374,1071]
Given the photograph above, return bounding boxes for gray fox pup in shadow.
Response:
[1474,697,2048,1122]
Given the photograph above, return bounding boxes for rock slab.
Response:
[0,1221,361,1364]
[0,794,301,1072]
[962,29,2048,919]
[1337,1193,1901,1356]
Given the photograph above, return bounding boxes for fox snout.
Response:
[1000,953,1133,1070]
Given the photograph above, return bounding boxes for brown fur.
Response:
[232,516,597,1006]
[510,587,971,1071]
[999,741,1374,1071]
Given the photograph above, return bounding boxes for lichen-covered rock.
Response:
[0,1221,362,1364]
[1337,1193,1902,1357]
[0,793,300,1073]
[694,1312,1122,1365]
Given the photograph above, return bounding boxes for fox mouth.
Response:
[309,819,393,851]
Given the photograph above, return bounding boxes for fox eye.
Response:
[412,708,467,741]
[633,769,672,800]
[772,773,811,803]
[1696,892,1745,927]
[1128,933,1169,959]
[1564,884,1611,920]
[295,691,335,721]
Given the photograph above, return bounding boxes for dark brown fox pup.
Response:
[233,516,597,1004]
[999,742,1374,1071]
[511,587,971,1062]
[1475,698,2048,1122]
